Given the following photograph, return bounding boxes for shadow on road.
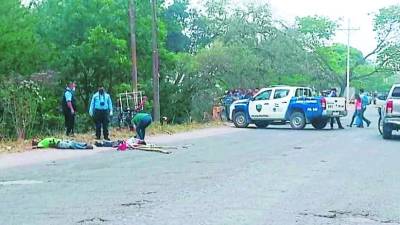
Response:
[385,135,400,141]
[250,127,340,132]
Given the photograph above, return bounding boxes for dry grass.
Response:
[0,121,224,154]
[0,139,32,154]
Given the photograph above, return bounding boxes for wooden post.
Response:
[128,0,138,91]
[151,0,160,122]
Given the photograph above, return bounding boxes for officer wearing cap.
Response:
[62,82,77,136]
[89,87,113,140]
[328,88,344,129]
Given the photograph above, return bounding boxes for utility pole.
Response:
[128,0,138,91]
[338,19,359,102]
[151,0,160,122]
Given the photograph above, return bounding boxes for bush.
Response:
[0,79,44,139]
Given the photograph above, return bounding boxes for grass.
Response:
[0,139,31,154]
[0,121,224,154]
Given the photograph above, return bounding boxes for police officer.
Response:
[222,91,234,119]
[328,88,344,129]
[132,112,152,145]
[62,82,77,136]
[89,86,113,140]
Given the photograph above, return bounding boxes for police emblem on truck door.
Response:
[256,104,262,112]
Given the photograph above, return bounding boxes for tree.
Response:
[294,15,396,92]
[296,15,338,47]
[343,4,400,86]
[36,0,131,102]
[163,0,191,52]
[294,16,346,88]
[374,5,400,72]
[0,0,49,77]
[58,26,129,108]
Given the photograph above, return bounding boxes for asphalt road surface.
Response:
[1,108,400,225]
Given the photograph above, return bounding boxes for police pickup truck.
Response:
[229,86,347,130]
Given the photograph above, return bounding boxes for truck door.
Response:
[269,89,291,119]
[248,89,273,120]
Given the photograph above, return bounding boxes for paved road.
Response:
[1,108,400,225]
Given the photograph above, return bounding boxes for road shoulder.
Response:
[0,126,239,169]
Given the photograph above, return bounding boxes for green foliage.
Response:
[296,16,338,46]
[373,5,400,72]
[317,44,364,75]
[193,42,261,88]
[373,4,400,41]
[58,25,130,108]
[0,0,49,77]
[270,74,314,87]
[0,79,44,139]
[163,0,191,52]
[352,72,395,92]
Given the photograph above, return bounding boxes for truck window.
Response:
[295,88,312,97]
[274,89,290,99]
[254,90,272,100]
[392,87,400,98]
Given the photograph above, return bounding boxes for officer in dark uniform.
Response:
[62,82,77,136]
[328,88,344,129]
[89,86,113,140]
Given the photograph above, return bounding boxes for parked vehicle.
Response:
[374,93,387,107]
[364,92,374,105]
[380,84,400,139]
[228,86,347,130]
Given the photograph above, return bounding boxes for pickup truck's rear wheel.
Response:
[290,112,306,130]
[382,123,392,139]
[311,118,328,130]
[233,111,249,128]
[255,121,269,128]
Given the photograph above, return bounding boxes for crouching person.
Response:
[132,113,152,145]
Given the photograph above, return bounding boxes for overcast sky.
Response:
[191,0,399,55]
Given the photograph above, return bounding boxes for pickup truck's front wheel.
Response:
[311,118,328,130]
[290,112,306,130]
[233,111,249,128]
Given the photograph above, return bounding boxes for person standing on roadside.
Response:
[359,89,371,127]
[62,82,77,136]
[222,91,233,120]
[328,88,344,129]
[89,86,113,140]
